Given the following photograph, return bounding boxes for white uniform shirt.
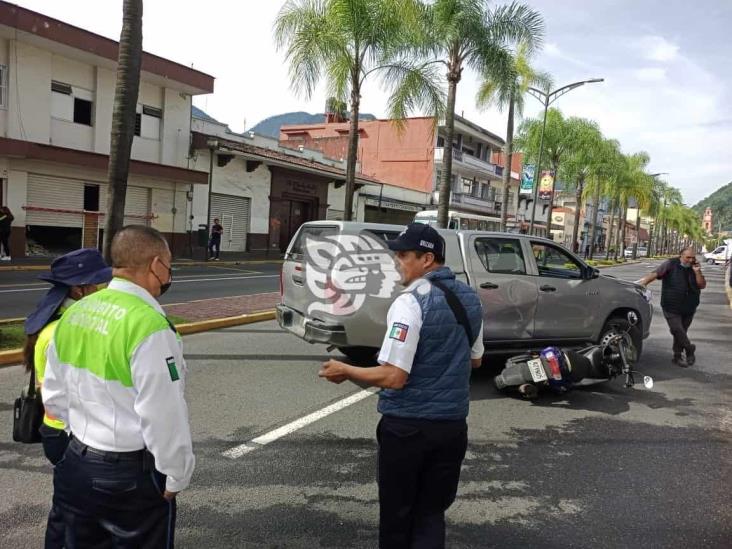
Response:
[378,278,484,373]
[43,278,195,492]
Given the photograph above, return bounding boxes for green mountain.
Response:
[249,111,376,139]
[692,182,732,233]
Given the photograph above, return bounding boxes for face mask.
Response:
[152,260,173,296]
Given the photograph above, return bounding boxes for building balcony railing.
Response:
[434,147,503,178]
[449,192,502,216]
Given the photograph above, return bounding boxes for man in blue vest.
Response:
[320,223,484,549]
[639,247,706,366]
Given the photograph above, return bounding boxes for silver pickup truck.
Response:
[276,221,653,363]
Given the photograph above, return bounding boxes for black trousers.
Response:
[208,237,221,258]
[50,438,176,549]
[662,309,695,355]
[40,425,70,549]
[377,415,468,549]
[0,231,10,256]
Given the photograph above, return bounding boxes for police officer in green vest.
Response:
[43,225,195,548]
[23,248,112,549]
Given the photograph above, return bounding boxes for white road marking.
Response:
[0,274,279,293]
[222,389,378,459]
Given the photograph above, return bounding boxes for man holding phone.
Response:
[638,247,706,366]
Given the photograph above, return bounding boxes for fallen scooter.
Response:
[494,312,654,399]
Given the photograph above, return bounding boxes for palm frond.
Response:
[382,59,446,131]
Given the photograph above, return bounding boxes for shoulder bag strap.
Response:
[430,279,475,346]
[27,361,37,397]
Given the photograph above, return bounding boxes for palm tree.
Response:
[275,0,444,222]
[475,42,551,232]
[103,0,143,261]
[515,108,580,240]
[583,138,622,259]
[558,118,604,253]
[419,0,544,228]
[618,152,652,260]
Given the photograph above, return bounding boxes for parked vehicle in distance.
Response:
[277,221,653,364]
[704,243,731,265]
[624,246,648,258]
[414,209,501,231]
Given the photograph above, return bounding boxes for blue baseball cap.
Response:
[386,223,446,258]
[24,249,112,335]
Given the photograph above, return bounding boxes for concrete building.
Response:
[279,115,538,229]
[190,107,388,256]
[0,2,213,257]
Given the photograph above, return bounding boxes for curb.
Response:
[0,309,277,368]
[0,259,283,272]
[0,317,24,326]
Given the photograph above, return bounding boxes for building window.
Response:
[135,104,162,139]
[51,80,94,126]
[73,98,93,125]
[0,64,7,108]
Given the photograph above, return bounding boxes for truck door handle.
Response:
[540,285,557,292]
[480,282,499,289]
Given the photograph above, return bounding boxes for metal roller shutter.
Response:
[210,193,250,252]
[124,186,150,226]
[26,174,84,227]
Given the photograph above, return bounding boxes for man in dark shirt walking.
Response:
[639,247,706,366]
[0,206,13,261]
[208,218,223,261]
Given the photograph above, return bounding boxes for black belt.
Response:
[69,436,146,462]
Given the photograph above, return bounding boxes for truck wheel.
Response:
[707,258,715,264]
[337,346,379,366]
[599,316,643,363]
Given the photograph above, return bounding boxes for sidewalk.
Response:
[164,292,280,322]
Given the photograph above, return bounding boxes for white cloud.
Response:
[638,35,680,62]
[634,67,667,82]
[544,42,561,57]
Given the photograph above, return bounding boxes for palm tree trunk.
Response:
[343,75,361,222]
[605,204,616,260]
[545,162,559,243]
[103,0,143,262]
[500,91,515,232]
[588,182,601,260]
[633,208,642,259]
[618,206,627,260]
[570,176,584,254]
[437,72,459,229]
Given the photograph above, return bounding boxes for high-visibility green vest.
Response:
[35,320,65,430]
[54,281,173,388]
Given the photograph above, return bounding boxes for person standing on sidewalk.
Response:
[638,246,706,366]
[319,223,484,549]
[43,225,195,547]
[0,205,13,260]
[22,248,112,548]
[208,217,223,260]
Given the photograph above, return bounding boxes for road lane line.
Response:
[0,274,279,293]
[222,389,378,459]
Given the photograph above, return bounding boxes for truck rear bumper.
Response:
[276,304,349,346]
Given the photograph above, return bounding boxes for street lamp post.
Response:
[526,78,604,236]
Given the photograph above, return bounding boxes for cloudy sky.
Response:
[13,0,732,205]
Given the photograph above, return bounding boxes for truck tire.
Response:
[338,346,379,366]
[598,316,643,363]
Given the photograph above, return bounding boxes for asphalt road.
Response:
[0,260,730,547]
[0,262,282,319]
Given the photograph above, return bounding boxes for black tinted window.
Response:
[288,226,338,258]
[474,237,526,274]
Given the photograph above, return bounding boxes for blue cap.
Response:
[24,249,112,335]
[386,223,446,258]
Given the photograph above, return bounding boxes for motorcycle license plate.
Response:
[527,359,548,383]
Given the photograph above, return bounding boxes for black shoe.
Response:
[672,354,687,367]
[686,345,696,366]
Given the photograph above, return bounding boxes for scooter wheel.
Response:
[518,384,539,399]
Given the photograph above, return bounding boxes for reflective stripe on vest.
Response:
[35,320,65,430]
[54,287,171,387]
